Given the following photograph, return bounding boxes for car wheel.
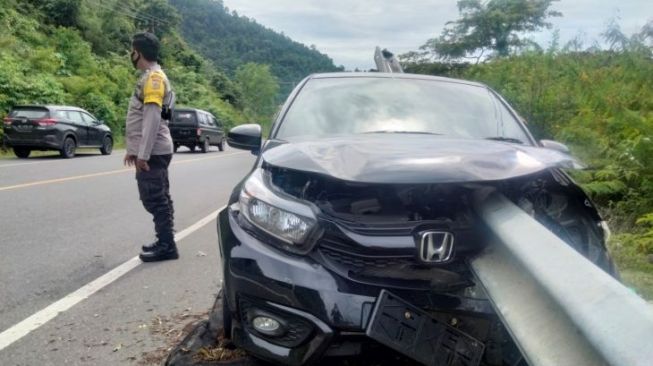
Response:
[201,138,209,153]
[13,147,31,158]
[173,143,179,153]
[218,138,225,151]
[60,137,76,159]
[100,136,113,155]
[188,144,196,153]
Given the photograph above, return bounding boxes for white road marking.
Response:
[0,205,227,352]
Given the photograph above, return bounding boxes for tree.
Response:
[136,0,181,37]
[421,0,561,61]
[31,0,82,27]
[234,63,279,128]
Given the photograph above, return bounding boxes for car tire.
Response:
[218,138,225,152]
[13,147,31,158]
[173,144,179,153]
[60,137,76,159]
[189,144,196,153]
[201,138,209,153]
[100,136,113,155]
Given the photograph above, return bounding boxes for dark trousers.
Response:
[136,154,175,244]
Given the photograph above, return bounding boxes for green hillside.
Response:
[0,0,337,144]
[169,0,344,96]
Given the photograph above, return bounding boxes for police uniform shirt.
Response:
[125,64,174,160]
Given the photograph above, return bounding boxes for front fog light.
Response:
[253,316,282,335]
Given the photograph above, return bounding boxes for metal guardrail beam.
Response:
[374,47,403,73]
[470,191,653,366]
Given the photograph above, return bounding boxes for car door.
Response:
[65,110,89,146]
[81,111,103,146]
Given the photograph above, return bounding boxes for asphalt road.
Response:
[0,146,256,365]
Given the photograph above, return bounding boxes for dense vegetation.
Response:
[404,25,653,298]
[0,0,245,143]
[169,0,344,97]
[0,0,336,145]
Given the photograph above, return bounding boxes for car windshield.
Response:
[275,77,530,144]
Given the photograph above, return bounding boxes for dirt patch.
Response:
[139,310,209,365]
[193,333,248,362]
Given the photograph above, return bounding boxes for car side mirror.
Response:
[96,120,104,125]
[540,139,570,154]
[228,124,262,154]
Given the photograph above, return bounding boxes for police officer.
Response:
[124,32,178,262]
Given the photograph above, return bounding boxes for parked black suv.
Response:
[2,105,113,158]
[171,108,225,153]
[218,73,617,366]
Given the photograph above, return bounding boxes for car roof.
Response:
[13,105,88,112]
[306,72,488,88]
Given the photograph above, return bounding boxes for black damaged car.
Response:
[217,73,617,366]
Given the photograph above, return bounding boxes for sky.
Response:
[222,0,652,70]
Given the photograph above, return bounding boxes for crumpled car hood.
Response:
[262,134,582,184]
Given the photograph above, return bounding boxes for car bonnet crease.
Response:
[262,134,582,184]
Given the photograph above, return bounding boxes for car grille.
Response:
[320,245,414,270]
[315,228,473,292]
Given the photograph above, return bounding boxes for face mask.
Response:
[130,50,141,69]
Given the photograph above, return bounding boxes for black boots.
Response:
[142,241,158,252]
[139,241,179,262]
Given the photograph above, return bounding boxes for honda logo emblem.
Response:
[419,231,454,263]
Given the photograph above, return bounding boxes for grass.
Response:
[608,234,653,300]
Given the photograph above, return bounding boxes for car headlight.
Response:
[238,169,318,252]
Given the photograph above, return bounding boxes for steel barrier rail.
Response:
[470,191,653,366]
[374,47,403,73]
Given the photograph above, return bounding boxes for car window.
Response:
[54,110,69,119]
[200,113,209,126]
[9,108,49,119]
[172,111,197,125]
[66,111,85,124]
[81,112,97,124]
[276,78,530,144]
[208,116,217,127]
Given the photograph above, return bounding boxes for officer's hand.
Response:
[136,159,150,172]
[124,154,137,167]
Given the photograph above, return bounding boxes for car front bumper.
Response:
[219,206,377,365]
[218,206,494,365]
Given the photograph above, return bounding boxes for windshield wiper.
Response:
[485,136,524,144]
[363,130,443,135]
